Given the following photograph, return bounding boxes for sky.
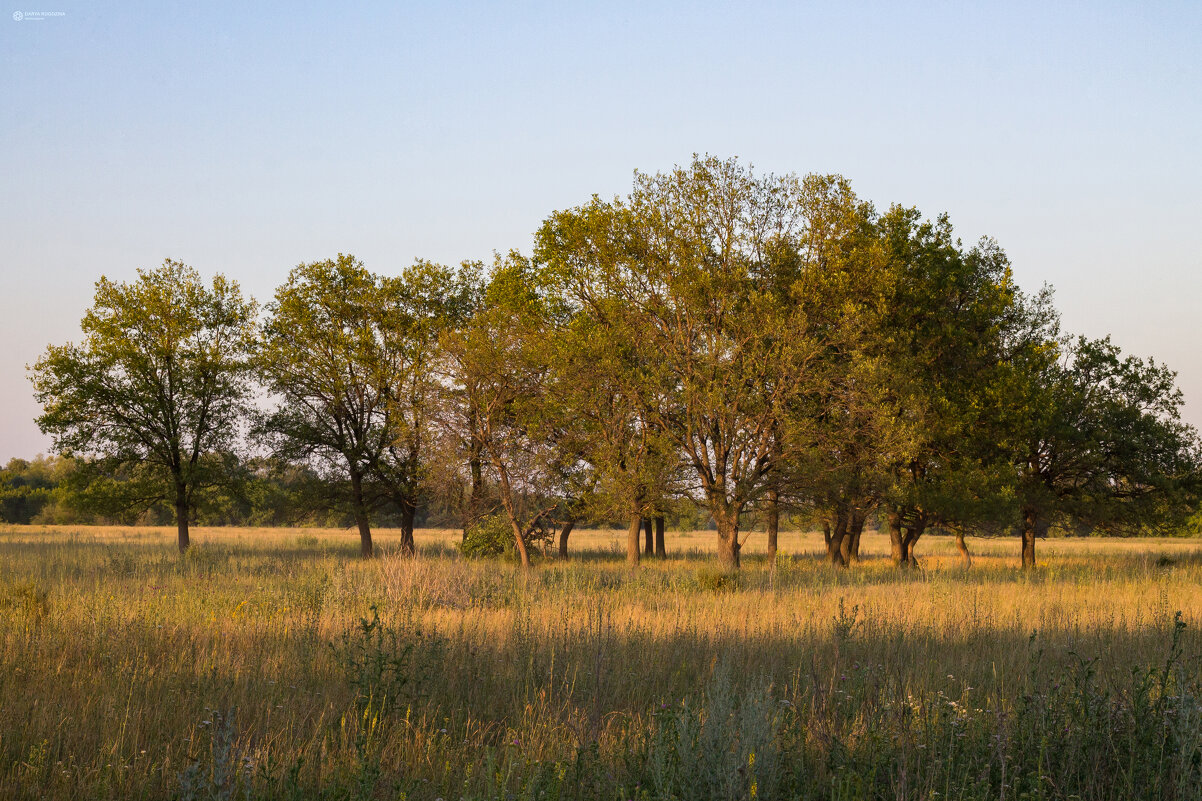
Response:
[2,1,1200,461]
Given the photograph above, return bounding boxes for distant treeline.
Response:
[26,157,1202,567]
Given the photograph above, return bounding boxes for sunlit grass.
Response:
[3,524,1202,799]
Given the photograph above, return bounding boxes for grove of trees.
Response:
[26,157,1202,568]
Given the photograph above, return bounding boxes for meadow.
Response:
[3,525,1202,800]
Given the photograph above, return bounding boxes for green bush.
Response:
[459,513,514,559]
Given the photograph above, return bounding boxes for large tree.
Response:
[1007,332,1201,568]
[255,254,415,558]
[30,260,256,552]
[441,253,567,569]
[538,157,872,568]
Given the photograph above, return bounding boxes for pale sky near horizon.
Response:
[2,1,1199,461]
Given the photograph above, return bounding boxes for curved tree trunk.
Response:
[626,515,642,568]
[557,520,575,559]
[955,529,972,568]
[901,520,925,568]
[765,490,779,564]
[654,516,666,558]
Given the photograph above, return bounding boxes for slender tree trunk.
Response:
[643,517,654,555]
[494,464,529,569]
[847,512,865,565]
[766,490,779,563]
[557,520,575,559]
[955,530,972,568]
[398,500,416,557]
[1021,507,1038,569]
[626,515,642,568]
[349,469,373,559]
[174,476,190,554]
[654,516,666,558]
[464,410,483,543]
[822,521,832,551]
[828,508,849,567]
[887,509,904,566]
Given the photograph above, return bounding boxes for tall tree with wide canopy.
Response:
[1006,333,1201,568]
[30,260,257,552]
[539,156,869,568]
[874,207,1019,567]
[441,252,567,569]
[255,254,417,558]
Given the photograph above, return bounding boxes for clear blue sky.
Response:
[2,1,1200,460]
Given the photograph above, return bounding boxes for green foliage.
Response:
[458,512,515,559]
[28,260,256,545]
[331,604,441,717]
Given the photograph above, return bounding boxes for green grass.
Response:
[3,525,1202,799]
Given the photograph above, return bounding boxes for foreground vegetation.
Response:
[4,525,1202,799]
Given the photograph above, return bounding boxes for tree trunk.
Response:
[887,509,904,566]
[955,530,972,568]
[494,466,529,569]
[901,520,925,568]
[557,520,575,559]
[398,500,416,557]
[174,477,190,554]
[716,513,740,569]
[643,517,654,555]
[654,516,666,558]
[511,520,530,569]
[847,512,865,565]
[626,515,642,568]
[828,509,849,567]
[1021,507,1038,569]
[766,490,779,563]
[822,521,832,551]
[464,411,483,543]
[349,469,373,559]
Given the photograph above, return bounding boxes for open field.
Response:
[4,525,1202,800]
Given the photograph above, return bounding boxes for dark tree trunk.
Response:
[350,469,373,558]
[654,516,666,558]
[822,521,832,551]
[557,520,575,559]
[1021,507,1038,569]
[847,512,865,565]
[174,477,190,554]
[766,490,779,563]
[955,529,972,568]
[643,517,654,555]
[828,508,849,567]
[398,500,416,557]
[626,515,642,568]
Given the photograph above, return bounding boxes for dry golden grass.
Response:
[2,524,1202,799]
